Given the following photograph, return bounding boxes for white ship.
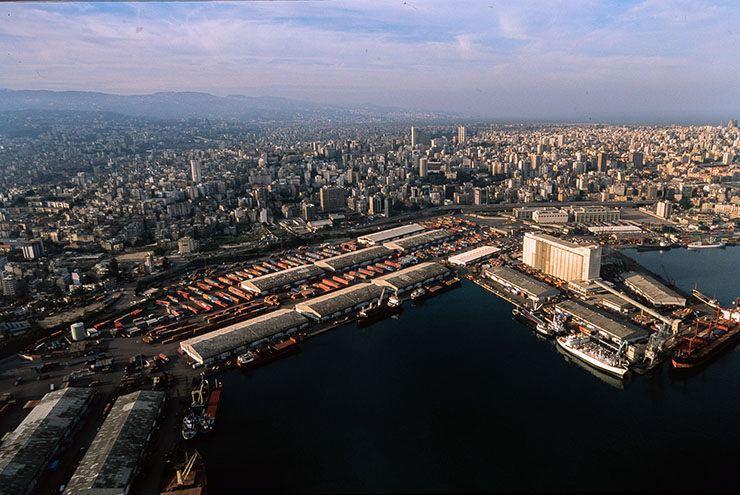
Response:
[556,334,628,378]
[687,239,725,249]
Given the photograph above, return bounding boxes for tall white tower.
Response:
[190,159,202,183]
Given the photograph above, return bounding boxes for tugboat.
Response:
[512,305,551,337]
[410,287,427,302]
[358,290,402,325]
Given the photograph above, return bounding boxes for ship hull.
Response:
[556,337,628,378]
[358,305,403,325]
[238,342,299,369]
[671,325,740,369]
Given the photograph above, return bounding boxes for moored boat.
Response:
[237,337,299,370]
[671,323,740,369]
[358,293,403,324]
[556,333,629,378]
[687,239,726,249]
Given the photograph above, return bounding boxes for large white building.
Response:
[522,233,601,282]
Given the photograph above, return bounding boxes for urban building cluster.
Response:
[0,115,738,334]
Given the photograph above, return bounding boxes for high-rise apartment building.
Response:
[522,233,601,282]
[22,240,45,260]
[190,159,202,183]
[319,187,345,212]
[411,127,420,148]
[369,195,383,216]
[656,200,672,219]
[302,202,316,221]
[457,126,466,145]
[596,152,608,172]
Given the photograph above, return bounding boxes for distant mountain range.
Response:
[0,89,456,123]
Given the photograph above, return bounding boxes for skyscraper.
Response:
[457,125,466,145]
[419,157,428,178]
[190,159,202,183]
[411,127,420,148]
[596,152,608,172]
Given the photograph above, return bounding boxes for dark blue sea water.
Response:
[198,247,740,493]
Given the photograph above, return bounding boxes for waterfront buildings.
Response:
[555,299,649,349]
[484,266,560,303]
[623,272,686,307]
[522,233,601,282]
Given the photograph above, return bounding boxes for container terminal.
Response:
[0,214,738,494]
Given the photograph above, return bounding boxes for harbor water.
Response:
[198,247,740,493]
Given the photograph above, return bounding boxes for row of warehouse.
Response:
[240,229,454,295]
[0,388,164,495]
[180,262,451,365]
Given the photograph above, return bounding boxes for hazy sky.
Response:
[2,0,739,122]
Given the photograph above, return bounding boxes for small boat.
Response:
[410,287,426,301]
[181,414,198,440]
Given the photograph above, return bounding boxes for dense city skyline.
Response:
[2,0,739,123]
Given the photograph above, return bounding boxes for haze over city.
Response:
[2,0,739,123]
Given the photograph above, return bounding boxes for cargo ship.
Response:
[511,307,551,337]
[410,278,461,303]
[671,321,740,369]
[358,294,402,324]
[237,337,299,370]
[160,449,207,495]
[556,333,629,378]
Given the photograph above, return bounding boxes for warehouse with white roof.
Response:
[314,246,393,273]
[294,283,384,321]
[240,264,326,295]
[448,246,501,266]
[372,262,449,293]
[383,229,452,252]
[180,309,309,365]
[357,224,425,246]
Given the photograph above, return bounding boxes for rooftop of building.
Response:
[372,262,449,291]
[314,246,393,272]
[484,265,560,299]
[0,388,93,495]
[382,229,451,251]
[294,283,384,319]
[524,232,598,251]
[556,299,649,342]
[63,390,166,495]
[357,224,425,244]
[447,246,500,265]
[623,272,686,306]
[180,309,308,361]
[240,264,326,293]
